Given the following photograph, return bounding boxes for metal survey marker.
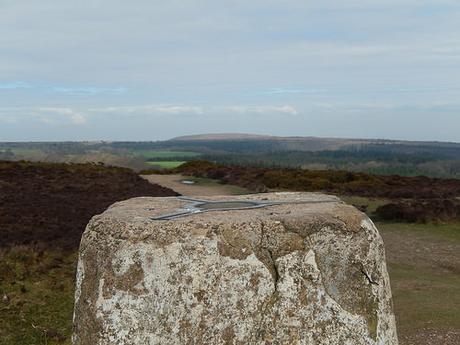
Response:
[151,196,338,220]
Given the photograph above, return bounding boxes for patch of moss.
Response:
[0,246,76,344]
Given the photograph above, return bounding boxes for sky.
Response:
[0,0,459,142]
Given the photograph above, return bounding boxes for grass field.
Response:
[0,148,44,157]
[377,222,460,344]
[146,161,186,169]
[137,150,202,169]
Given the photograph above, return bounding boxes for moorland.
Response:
[0,135,459,344]
[0,161,177,344]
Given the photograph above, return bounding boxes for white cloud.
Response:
[0,107,87,125]
[91,105,204,115]
[38,107,87,124]
[0,104,298,127]
[89,104,297,116]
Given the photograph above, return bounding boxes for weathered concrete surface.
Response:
[73,192,398,345]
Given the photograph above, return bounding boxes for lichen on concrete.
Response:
[73,192,398,345]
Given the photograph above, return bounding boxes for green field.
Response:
[134,150,202,169]
[146,161,186,169]
[1,148,44,157]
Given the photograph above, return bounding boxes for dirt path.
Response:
[142,174,248,196]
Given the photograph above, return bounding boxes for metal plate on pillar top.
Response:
[151,196,338,220]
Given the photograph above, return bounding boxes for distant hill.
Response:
[170,133,364,151]
[168,133,460,155]
[1,134,460,178]
[171,133,276,141]
[171,133,459,146]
